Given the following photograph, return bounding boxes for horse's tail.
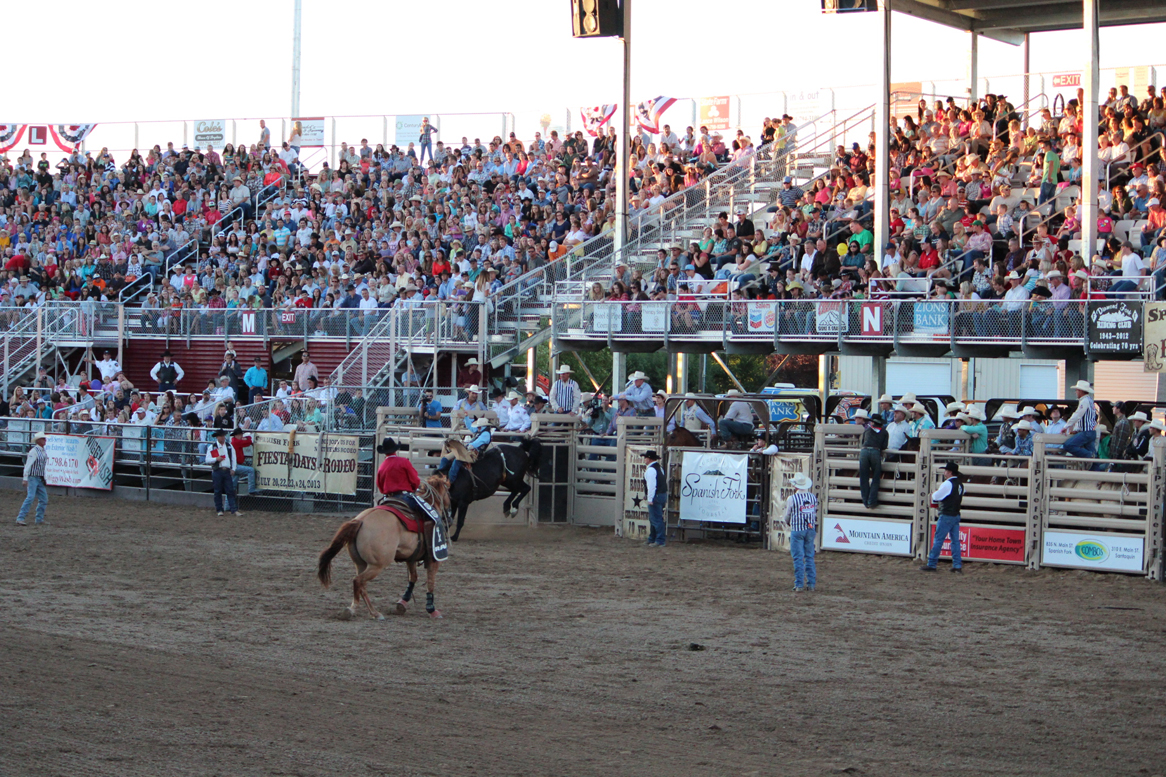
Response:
[522,437,543,478]
[317,518,363,588]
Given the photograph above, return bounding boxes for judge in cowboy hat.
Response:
[1061,380,1100,461]
[502,390,532,433]
[1001,419,1035,456]
[550,364,581,415]
[782,472,818,592]
[668,392,715,434]
[623,370,653,416]
[875,393,894,416]
[456,357,482,388]
[453,383,487,430]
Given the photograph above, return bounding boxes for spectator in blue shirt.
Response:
[243,356,268,405]
[420,389,443,428]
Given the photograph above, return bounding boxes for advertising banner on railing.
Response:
[395,115,427,146]
[294,118,326,148]
[928,524,1026,563]
[193,120,225,145]
[1088,301,1142,355]
[815,301,848,334]
[698,96,731,131]
[253,432,359,495]
[679,451,747,524]
[641,303,667,333]
[823,517,912,556]
[590,304,622,333]
[44,434,114,490]
[912,302,949,336]
[747,302,776,333]
[1142,302,1166,372]
[1041,530,1144,573]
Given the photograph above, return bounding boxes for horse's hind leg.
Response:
[343,545,369,619]
[425,561,442,619]
[353,565,386,620]
[510,479,532,515]
[396,562,419,615]
[451,502,469,542]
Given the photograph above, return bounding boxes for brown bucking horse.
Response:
[317,475,451,621]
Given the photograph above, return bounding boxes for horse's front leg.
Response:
[396,561,419,615]
[451,502,468,542]
[425,561,442,619]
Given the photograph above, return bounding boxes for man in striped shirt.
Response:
[550,365,580,415]
[15,431,49,526]
[782,472,817,591]
[1062,380,1099,461]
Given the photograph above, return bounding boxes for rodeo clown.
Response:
[437,417,494,486]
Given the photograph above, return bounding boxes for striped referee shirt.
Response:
[783,490,818,531]
[24,444,47,479]
[1067,395,1097,433]
[550,379,580,414]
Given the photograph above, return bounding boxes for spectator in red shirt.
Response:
[229,428,255,494]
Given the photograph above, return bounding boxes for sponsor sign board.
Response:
[395,115,427,146]
[815,301,848,334]
[641,303,667,333]
[1041,530,1144,573]
[823,517,912,556]
[927,524,1026,563]
[912,302,949,336]
[1142,301,1166,372]
[194,119,226,145]
[861,302,883,335]
[697,96,731,132]
[293,117,326,148]
[679,451,748,524]
[747,302,776,333]
[45,434,115,490]
[253,432,359,495]
[1088,300,1142,355]
[590,303,622,333]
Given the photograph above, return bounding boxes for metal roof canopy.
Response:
[887,0,1166,44]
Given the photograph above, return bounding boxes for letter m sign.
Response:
[242,311,256,334]
[861,302,883,335]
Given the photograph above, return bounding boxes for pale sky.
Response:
[6,1,1165,153]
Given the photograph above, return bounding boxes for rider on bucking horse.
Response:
[437,417,493,486]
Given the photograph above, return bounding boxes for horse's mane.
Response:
[419,475,451,513]
[442,438,477,463]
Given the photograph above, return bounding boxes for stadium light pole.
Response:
[1080,0,1100,268]
[291,0,302,119]
[872,1,891,290]
[614,0,631,259]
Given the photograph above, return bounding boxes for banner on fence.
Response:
[698,96,731,131]
[823,517,912,555]
[928,524,1026,563]
[294,118,326,148]
[253,432,359,495]
[194,120,225,145]
[1041,530,1144,573]
[747,302,776,332]
[45,434,114,490]
[913,302,949,336]
[641,303,667,333]
[1088,300,1142,355]
[679,451,747,524]
[815,301,848,334]
[1143,302,1166,372]
[395,115,427,146]
[590,304,622,333]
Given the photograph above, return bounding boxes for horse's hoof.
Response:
[338,609,354,621]
[376,613,385,621]
[395,600,408,615]
[429,609,443,619]
[509,508,518,516]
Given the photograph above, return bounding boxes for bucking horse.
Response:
[439,437,542,541]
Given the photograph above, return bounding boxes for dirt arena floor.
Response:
[2,493,1165,777]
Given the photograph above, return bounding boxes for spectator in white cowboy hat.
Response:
[1018,406,1045,434]
[502,390,531,433]
[1000,419,1035,457]
[667,393,714,434]
[14,431,49,526]
[550,364,581,415]
[456,357,482,388]
[782,472,818,592]
[994,407,1020,450]
[717,389,755,444]
[908,403,935,437]
[959,405,990,466]
[885,405,912,453]
[651,389,668,419]
[453,384,487,430]
[875,393,894,417]
[605,393,637,436]
[623,371,653,416]
[851,407,870,425]
[1129,414,1161,461]
[1061,380,1099,461]
[941,401,965,430]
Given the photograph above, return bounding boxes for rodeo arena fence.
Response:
[3,397,1163,581]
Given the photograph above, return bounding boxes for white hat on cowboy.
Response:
[655,389,668,398]
[1129,411,1150,423]
[1020,406,1039,417]
[1014,419,1033,431]
[629,371,647,381]
[1150,420,1166,432]
[505,390,523,401]
[790,472,813,490]
[966,406,986,420]
[877,393,893,404]
[893,404,908,415]
[465,358,479,366]
[910,402,927,414]
[580,392,596,402]
[1001,407,1019,419]
[725,389,742,396]
[853,408,869,419]
[945,401,965,413]
[900,392,918,405]
[472,416,494,429]
[556,364,573,375]
[1072,380,1094,394]
[466,384,481,393]
[33,432,47,443]
[1006,271,1022,281]
[1096,422,1109,434]
[683,392,698,399]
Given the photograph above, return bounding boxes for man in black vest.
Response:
[642,450,668,547]
[922,461,965,573]
[149,350,185,392]
[858,413,889,509]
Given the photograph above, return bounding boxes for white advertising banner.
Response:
[679,451,748,524]
[294,117,326,148]
[823,517,912,556]
[395,115,427,146]
[641,303,667,333]
[193,119,225,146]
[44,434,115,490]
[1041,530,1145,573]
[253,432,359,495]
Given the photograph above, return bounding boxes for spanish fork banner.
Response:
[45,434,115,490]
[679,451,748,524]
[253,432,359,495]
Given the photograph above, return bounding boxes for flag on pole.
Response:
[634,96,677,134]
[579,105,618,137]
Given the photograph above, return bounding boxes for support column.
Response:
[1022,33,1031,127]
[613,0,631,260]
[612,352,626,397]
[872,355,887,400]
[1064,357,1093,397]
[1080,0,1101,266]
[969,32,979,103]
[873,2,892,271]
[675,353,688,394]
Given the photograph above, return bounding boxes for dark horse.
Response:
[665,427,704,449]
[442,437,542,541]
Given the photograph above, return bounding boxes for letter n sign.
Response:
[242,311,256,334]
[861,302,882,335]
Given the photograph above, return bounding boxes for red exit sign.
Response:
[1052,73,1081,88]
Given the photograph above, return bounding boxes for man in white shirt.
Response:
[717,389,754,443]
[91,348,121,382]
[885,405,912,452]
[667,393,714,434]
[205,428,242,517]
[213,376,236,405]
[491,389,510,428]
[503,391,530,432]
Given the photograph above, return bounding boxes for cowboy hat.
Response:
[472,417,495,429]
[1150,420,1166,432]
[1095,422,1109,434]
[505,390,523,401]
[465,357,479,366]
[876,393,893,404]
[641,449,660,460]
[725,389,742,396]
[945,401,965,413]
[465,384,481,393]
[377,437,400,454]
[683,392,698,399]
[790,472,813,490]
[32,432,47,443]
[966,406,985,420]
[1072,380,1094,394]
[1001,407,1019,419]
[910,403,927,414]
[892,404,908,414]
[212,428,228,438]
[853,408,870,419]
[628,371,647,381]
[1129,411,1150,423]
[655,389,669,398]
[1014,420,1033,431]
[900,392,917,405]
[942,461,961,474]
[1020,406,1039,416]
[867,413,886,427]
[556,365,573,374]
